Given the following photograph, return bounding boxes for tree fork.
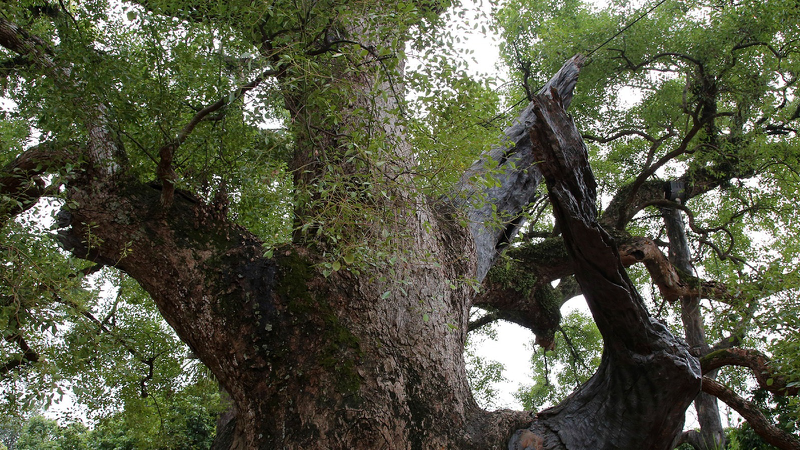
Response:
[508,86,700,449]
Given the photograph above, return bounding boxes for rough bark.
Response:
[507,89,700,449]
[1,5,715,448]
[55,179,534,449]
[454,56,583,282]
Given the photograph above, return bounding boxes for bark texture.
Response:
[55,179,535,449]
[2,4,718,446]
[507,89,701,449]
[455,56,583,282]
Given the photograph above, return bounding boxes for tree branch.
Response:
[618,236,685,303]
[599,159,757,232]
[0,142,78,227]
[156,67,280,207]
[454,54,585,282]
[0,331,40,377]
[702,377,800,450]
[700,348,799,396]
[509,80,699,450]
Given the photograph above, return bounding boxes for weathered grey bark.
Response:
[507,89,701,449]
[454,56,584,282]
[662,207,725,450]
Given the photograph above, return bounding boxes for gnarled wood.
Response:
[508,87,700,449]
[455,55,584,282]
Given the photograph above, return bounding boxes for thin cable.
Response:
[585,0,670,58]
[477,0,670,127]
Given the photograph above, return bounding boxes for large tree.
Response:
[493,0,800,448]
[0,0,798,449]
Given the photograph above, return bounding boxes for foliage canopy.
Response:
[1,0,799,447]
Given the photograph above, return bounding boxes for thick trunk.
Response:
[49,9,537,446]
[56,181,528,449]
[0,2,773,448]
[51,55,702,449]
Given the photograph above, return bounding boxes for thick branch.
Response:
[701,348,799,396]
[599,157,757,231]
[618,236,736,303]
[472,281,564,350]
[618,236,685,303]
[508,80,699,450]
[702,377,800,450]
[471,239,578,346]
[662,206,724,450]
[0,331,40,376]
[454,55,585,282]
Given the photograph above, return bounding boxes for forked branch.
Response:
[508,65,699,450]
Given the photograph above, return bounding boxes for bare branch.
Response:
[701,348,799,396]
[619,236,685,303]
[702,377,800,450]
[618,235,739,304]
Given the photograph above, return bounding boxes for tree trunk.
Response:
[662,207,725,450]
[49,57,703,450]
[507,89,701,449]
[57,180,530,449]
[0,1,785,447]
